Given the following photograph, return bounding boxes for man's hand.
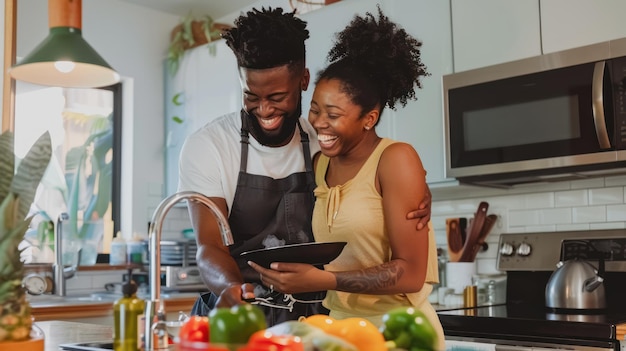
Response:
[215,283,256,308]
[406,184,432,230]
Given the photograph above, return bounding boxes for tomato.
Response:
[179,316,210,343]
[239,330,304,351]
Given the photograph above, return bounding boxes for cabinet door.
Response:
[385,0,453,184]
[164,41,241,197]
[541,0,626,53]
[451,0,541,72]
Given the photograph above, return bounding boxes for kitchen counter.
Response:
[35,320,112,351]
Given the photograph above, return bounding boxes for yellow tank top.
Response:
[312,139,444,350]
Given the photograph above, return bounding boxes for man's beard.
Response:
[246,100,302,147]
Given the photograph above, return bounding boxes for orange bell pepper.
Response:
[301,315,386,351]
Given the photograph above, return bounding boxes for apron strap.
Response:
[239,110,250,173]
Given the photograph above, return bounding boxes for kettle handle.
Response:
[582,257,605,292]
[583,275,604,292]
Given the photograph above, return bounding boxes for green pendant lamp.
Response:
[9,0,120,88]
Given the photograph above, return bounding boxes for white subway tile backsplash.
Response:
[506,227,526,233]
[555,190,588,207]
[589,187,624,205]
[539,208,572,225]
[523,225,557,232]
[607,204,626,221]
[555,223,590,231]
[432,201,457,214]
[508,209,540,227]
[570,177,605,189]
[523,193,554,209]
[572,206,606,223]
[489,197,524,210]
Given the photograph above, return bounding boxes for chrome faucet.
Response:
[144,191,234,350]
[53,212,78,296]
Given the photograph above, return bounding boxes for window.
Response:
[16,82,122,265]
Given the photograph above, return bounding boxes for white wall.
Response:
[14,0,180,238]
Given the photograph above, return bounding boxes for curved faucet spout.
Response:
[144,191,233,350]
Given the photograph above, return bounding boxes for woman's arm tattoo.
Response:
[334,261,404,293]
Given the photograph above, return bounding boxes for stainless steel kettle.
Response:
[545,258,606,310]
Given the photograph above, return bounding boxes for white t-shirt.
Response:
[178,111,320,213]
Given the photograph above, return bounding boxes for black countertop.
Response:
[437,303,626,346]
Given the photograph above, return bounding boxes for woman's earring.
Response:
[364,126,371,131]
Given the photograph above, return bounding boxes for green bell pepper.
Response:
[380,307,438,351]
[209,304,267,345]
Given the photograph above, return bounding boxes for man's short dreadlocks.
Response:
[222,7,310,70]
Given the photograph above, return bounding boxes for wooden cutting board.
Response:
[446,217,467,262]
[616,323,626,341]
[459,201,489,262]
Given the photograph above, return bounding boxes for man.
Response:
[178,7,432,326]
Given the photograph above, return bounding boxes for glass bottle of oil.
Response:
[114,269,144,351]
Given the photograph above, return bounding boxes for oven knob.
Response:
[499,242,515,256]
[517,242,532,256]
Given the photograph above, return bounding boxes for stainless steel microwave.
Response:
[444,38,626,187]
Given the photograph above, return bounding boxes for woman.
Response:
[248,6,444,348]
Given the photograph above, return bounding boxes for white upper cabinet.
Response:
[451,0,541,72]
[541,0,626,53]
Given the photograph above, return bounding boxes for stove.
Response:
[438,229,626,351]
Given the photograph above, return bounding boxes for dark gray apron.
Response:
[191,111,328,325]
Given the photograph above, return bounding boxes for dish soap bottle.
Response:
[110,233,127,266]
[113,269,144,351]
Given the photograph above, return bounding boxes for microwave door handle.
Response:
[592,60,611,149]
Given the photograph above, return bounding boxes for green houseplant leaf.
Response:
[0,132,15,208]
[0,130,51,342]
[10,132,53,222]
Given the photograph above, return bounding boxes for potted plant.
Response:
[0,130,52,349]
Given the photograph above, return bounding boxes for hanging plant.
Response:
[167,13,232,76]
[171,92,185,124]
